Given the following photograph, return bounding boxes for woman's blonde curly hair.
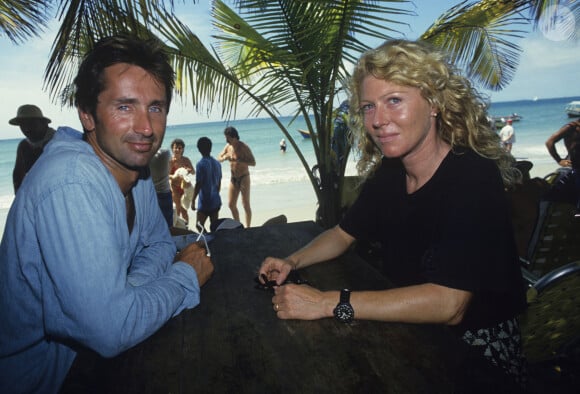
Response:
[348,39,520,188]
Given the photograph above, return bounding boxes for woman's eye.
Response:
[360,104,374,114]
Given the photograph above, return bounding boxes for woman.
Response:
[169,138,194,225]
[259,40,526,387]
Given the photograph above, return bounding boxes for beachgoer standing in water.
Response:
[499,118,515,153]
[218,126,256,227]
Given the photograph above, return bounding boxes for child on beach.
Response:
[192,137,222,231]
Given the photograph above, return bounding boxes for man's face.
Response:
[79,63,168,171]
[19,119,48,143]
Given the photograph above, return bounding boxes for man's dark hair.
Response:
[224,126,239,140]
[197,137,212,156]
[74,34,175,120]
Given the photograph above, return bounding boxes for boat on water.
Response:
[491,113,523,129]
[565,101,580,117]
[298,129,311,138]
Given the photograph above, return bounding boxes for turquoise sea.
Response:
[1,96,579,237]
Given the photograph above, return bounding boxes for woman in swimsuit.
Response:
[169,138,194,224]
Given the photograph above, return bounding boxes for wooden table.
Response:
[62,221,513,393]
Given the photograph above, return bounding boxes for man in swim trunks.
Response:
[218,126,256,227]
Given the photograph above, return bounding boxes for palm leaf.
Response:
[0,0,51,43]
[420,0,529,90]
[44,0,195,105]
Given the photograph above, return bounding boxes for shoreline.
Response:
[0,159,563,240]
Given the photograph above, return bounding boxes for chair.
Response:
[523,201,580,277]
[509,173,580,278]
[508,171,580,386]
[519,261,580,364]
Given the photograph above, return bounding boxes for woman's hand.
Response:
[271,284,335,320]
[258,256,294,285]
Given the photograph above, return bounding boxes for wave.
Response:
[0,194,14,210]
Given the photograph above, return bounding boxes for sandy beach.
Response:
[0,179,320,240]
[0,158,561,241]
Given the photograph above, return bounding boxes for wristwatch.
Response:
[333,289,354,323]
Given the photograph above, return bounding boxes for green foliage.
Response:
[7,0,567,226]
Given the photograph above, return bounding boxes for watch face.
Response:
[334,304,354,323]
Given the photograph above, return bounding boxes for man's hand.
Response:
[559,159,573,167]
[175,242,214,285]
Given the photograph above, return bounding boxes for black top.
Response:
[341,148,526,332]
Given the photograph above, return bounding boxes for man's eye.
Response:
[149,106,164,113]
[118,105,130,111]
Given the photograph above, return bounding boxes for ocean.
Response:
[1,96,579,238]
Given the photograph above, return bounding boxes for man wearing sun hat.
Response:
[8,104,56,192]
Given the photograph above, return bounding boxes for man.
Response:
[8,104,56,192]
[192,137,222,230]
[545,119,580,216]
[498,118,515,153]
[218,126,256,227]
[0,35,214,393]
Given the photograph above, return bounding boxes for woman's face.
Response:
[359,75,437,161]
[172,143,184,158]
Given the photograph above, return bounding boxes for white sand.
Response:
[0,160,564,240]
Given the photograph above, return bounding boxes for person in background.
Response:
[545,119,580,216]
[218,126,256,227]
[169,138,194,225]
[0,35,214,393]
[259,40,526,389]
[499,118,515,153]
[8,104,56,193]
[150,148,173,226]
[280,138,287,153]
[192,137,222,230]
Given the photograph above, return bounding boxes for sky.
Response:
[1,0,578,140]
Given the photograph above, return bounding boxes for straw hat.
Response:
[9,105,51,125]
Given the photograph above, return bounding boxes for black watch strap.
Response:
[334,289,354,323]
[340,289,351,303]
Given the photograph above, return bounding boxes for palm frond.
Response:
[211,0,411,117]
[45,0,198,105]
[421,0,529,90]
[0,0,51,44]
[149,7,242,119]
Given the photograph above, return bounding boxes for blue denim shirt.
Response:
[0,127,200,393]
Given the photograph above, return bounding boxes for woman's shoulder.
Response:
[441,147,502,190]
[448,147,497,172]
